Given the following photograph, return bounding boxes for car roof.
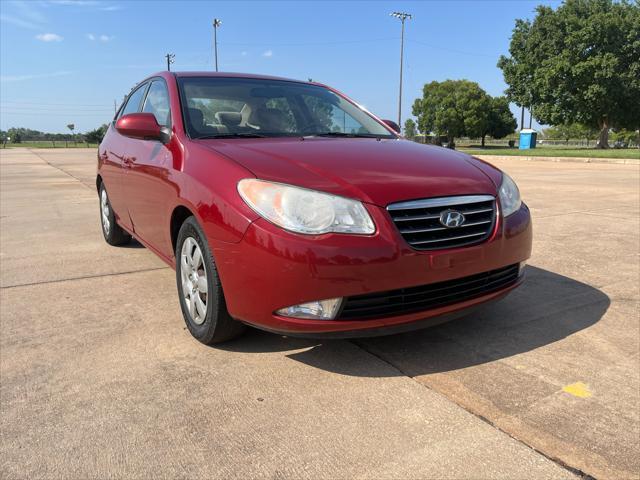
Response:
[170,71,311,84]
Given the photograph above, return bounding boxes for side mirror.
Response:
[382,119,401,133]
[115,113,171,144]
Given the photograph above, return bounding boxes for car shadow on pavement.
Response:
[121,239,145,249]
[221,266,610,378]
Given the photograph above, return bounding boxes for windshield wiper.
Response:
[310,132,384,139]
[194,132,267,139]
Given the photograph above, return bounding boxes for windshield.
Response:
[177,77,396,139]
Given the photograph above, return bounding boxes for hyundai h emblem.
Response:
[440,210,465,228]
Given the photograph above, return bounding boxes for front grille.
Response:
[387,195,496,250]
[338,264,519,320]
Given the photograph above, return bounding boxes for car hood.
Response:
[200,137,500,207]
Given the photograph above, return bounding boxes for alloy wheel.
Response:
[180,237,208,325]
[101,189,110,235]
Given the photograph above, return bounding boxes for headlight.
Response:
[499,173,522,217]
[237,179,375,235]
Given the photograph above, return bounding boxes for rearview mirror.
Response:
[382,119,401,133]
[115,113,171,144]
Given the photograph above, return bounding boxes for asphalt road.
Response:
[1,148,638,479]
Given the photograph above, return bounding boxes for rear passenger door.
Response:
[121,79,175,255]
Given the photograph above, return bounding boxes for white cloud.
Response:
[35,32,63,42]
[86,33,113,42]
[0,71,72,83]
[0,14,39,29]
[47,1,122,10]
[262,49,273,58]
[14,1,48,23]
[48,1,99,5]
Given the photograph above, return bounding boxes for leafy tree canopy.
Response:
[404,118,417,140]
[543,123,598,142]
[484,96,518,146]
[85,124,109,144]
[411,80,516,148]
[498,0,640,147]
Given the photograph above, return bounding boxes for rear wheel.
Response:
[99,183,131,246]
[176,217,245,344]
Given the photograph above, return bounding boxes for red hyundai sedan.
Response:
[97,72,532,344]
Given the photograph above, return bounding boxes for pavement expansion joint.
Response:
[1,267,170,290]
[350,338,597,480]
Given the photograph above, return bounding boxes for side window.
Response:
[142,80,171,127]
[119,84,147,118]
[301,95,365,134]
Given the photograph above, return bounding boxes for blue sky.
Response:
[0,0,558,134]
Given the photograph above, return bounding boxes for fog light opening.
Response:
[519,261,527,275]
[276,297,343,320]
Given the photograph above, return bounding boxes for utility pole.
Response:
[390,11,412,132]
[213,18,222,72]
[113,99,117,115]
[165,53,175,71]
[520,105,525,131]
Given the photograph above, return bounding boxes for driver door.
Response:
[121,79,175,255]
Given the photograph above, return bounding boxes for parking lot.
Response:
[1,148,638,479]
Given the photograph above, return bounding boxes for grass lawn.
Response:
[459,145,639,160]
[2,142,98,149]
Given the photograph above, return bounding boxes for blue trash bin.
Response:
[519,129,537,150]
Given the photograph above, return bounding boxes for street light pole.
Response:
[213,18,222,72]
[165,53,175,71]
[390,11,412,131]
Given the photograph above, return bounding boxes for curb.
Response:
[472,154,640,165]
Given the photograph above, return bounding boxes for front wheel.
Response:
[175,217,245,344]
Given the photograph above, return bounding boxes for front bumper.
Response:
[212,202,532,336]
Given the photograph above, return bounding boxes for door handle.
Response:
[123,156,135,168]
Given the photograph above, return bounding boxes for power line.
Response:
[1,105,113,112]
[1,111,112,117]
[1,100,112,107]
[406,39,497,58]
[217,37,399,47]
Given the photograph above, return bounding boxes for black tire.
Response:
[99,183,131,246]
[175,216,245,344]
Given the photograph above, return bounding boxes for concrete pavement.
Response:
[1,148,638,479]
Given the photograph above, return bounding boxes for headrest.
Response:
[188,107,204,126]
[215,111,242,126]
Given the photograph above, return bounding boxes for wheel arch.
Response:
[170,205,196,254]
[96,174,103,192]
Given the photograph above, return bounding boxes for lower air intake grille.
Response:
[387,195,497,250]
[338,264,519,320]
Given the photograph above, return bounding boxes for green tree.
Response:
[412,79,491,149]
[85,124,109,144]
[543,123,599,145]
[611,128,640,147]
[482,96,517,147]
[498,0,640,148]
[544,124,581,144]
[404,119,417,140]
